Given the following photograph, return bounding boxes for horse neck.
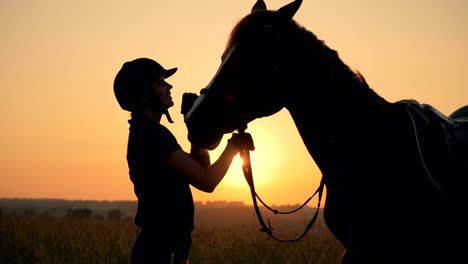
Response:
[284,48,395,172]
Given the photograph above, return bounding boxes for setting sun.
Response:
[1,1,467,262]
[223,151,276,188]
[1,0,467,207]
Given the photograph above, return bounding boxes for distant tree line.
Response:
[0,207,127,222]
[64,207,125,221]
[66,208,93,218]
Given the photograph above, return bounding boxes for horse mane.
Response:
[225,12,254,50]
[295,20,391,111]
[227,10,390,110]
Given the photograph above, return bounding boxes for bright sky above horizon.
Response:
[1,0,467,206]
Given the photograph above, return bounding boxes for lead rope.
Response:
[238,126,325,242]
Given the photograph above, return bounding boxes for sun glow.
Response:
[2,0,467,206]
[223,145,282,188]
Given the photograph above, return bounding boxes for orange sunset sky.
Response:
[1,0,467,205]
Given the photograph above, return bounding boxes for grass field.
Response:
[0,206,344,263]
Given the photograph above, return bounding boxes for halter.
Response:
[238,124,325,242]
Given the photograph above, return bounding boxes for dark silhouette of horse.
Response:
[184,0,468,262]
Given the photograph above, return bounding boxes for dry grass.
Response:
[0,209,344,264]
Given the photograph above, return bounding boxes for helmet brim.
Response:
[163,67,178,79]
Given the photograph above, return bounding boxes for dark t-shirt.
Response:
[127,115,194,231]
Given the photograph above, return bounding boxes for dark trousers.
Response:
[131,227,192,264]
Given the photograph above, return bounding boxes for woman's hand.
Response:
[181,92,199,117]
[228,133,255,152]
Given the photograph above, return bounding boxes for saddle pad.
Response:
[398,100,468,194]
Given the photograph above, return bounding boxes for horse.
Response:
[184,0,468,262]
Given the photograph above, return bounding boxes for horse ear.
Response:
[252,0,267,13]
[277,0,302,20]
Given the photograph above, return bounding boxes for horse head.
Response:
[185,0,307,149]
